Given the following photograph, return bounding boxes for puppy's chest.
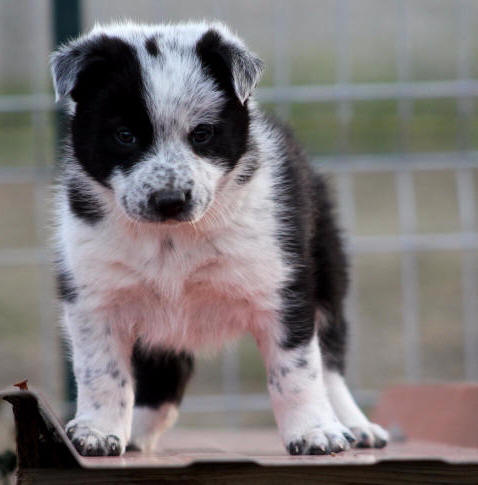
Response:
[138,229,284,304]
[148,235,239,296]
[92,220,287,315]
[69,208,288,349]
[99,225,287,349]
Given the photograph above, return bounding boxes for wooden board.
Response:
[3,386,478,484]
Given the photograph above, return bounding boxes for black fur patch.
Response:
[271,116,316,350]
[66,182,104,224]
[195,30,250,171]
[145,36,159,57]
[132,342,194,408]
[270,114,348,374]
[196,30,237,98]
[69,35,154,186]
[56,268,78,303]
[318,314,347,374]
[312,175,349,374]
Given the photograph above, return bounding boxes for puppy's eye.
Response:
[191,124,214,146]
[115,127,137,145]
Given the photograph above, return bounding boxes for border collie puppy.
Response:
[50,21,388,457]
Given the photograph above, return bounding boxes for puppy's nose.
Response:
[147,189,190,219]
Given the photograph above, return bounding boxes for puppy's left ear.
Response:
[196,29,264,105]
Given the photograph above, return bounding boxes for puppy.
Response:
[50,21,388,456]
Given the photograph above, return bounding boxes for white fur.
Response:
[130,404,179,452]
[324,370,389,446]
[256,331,352,453]
[54,21,385,455]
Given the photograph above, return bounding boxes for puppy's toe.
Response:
[324,430,352,453]
[350,422,389,449]
[286,422,353,455]
[105,434,122,456]
[288,429,330,455]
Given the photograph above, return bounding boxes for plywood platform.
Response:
[3,386,478,484]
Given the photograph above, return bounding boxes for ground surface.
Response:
[88,428,478,467]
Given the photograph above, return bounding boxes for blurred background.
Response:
[1,0,478,451]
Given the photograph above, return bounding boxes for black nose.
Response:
[147,189,190,220]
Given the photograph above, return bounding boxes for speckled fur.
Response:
[51,21,388,457]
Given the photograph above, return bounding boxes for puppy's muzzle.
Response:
[146,189,192,221]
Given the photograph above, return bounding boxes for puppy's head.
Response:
[51,22,263,224]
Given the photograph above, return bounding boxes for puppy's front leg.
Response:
[256,330,355,455]
[64,307,134,456]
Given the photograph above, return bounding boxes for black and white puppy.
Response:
[50,21,388,457]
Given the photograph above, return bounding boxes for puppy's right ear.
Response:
[50,39,89,102]
[50,34,128,103]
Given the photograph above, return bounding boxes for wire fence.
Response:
[1,0,477,421]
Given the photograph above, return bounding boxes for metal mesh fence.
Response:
[0,0,477,427]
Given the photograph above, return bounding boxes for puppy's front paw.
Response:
[66,421,123,456]
[286,422,355,455]
[349,422,389,449]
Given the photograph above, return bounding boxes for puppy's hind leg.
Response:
[310,178,389,449]
[319,312,389,448]
[129,344,194,452]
